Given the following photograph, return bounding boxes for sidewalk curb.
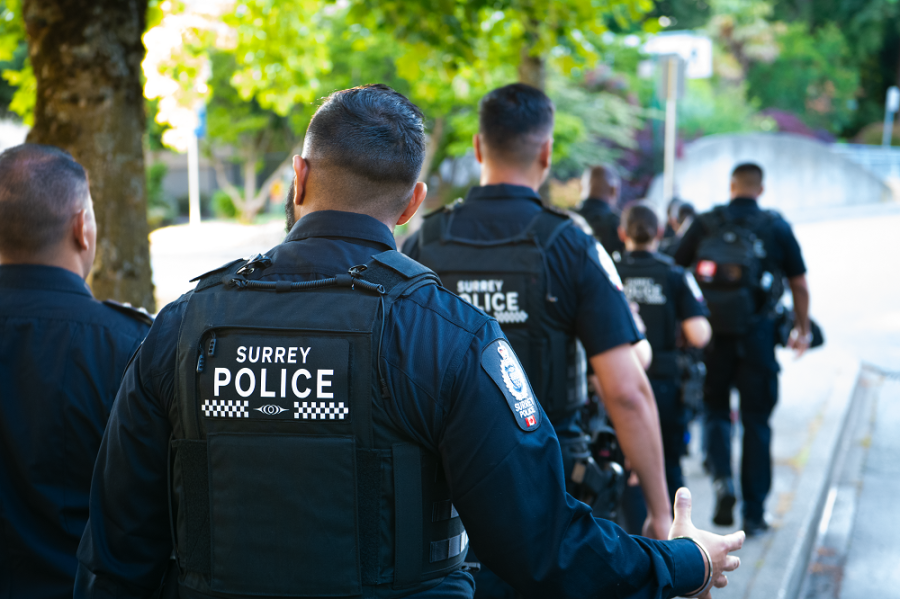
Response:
[772,359,862,599]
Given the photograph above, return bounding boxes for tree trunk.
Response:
[518,45,546,91]
[242,147,258,222]
[23,0,154,311]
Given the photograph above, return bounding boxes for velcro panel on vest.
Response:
[207,433,361,596]
[392,443,423,589]
[171,439,211,574]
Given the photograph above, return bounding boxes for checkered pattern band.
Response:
[294,401,349,420]
[203,399,249,418]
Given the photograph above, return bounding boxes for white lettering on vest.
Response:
[317,370,334,399]
[214,368,231,397]
[235,368,256,397]
[292,369,311,398]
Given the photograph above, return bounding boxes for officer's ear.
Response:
[292,155,309,207]
[396,182,427,226]
[473,134,484,164]
[538,137,553,170]
[72,209,90,251]
[617,226,627,243]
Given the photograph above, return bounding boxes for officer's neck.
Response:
[0,246,90,280]
[478,161,545,192]
[624,239,659,253]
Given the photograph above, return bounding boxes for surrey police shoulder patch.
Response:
[481,339,541,432]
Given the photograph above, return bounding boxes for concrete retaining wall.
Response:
[646,133,894,217]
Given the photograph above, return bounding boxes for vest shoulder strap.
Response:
[361,250,441,301]
[189,258,247,292]
[530,207,574,250]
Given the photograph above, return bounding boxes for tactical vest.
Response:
[169,250,466,598]
[615,252,679,380]
[415,205,586,422]
[693,207,782,335]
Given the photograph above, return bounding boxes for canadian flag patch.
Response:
[525,415,537,427]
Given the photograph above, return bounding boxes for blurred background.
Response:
[3,0,900,309]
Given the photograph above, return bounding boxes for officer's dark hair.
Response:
[622,202,659,244]
[731,162,764,188]
[478,83,554,166]
[304,84,425,216]
[0,143,90,257]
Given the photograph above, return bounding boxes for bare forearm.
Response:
[591,347,670,520]
[605,387,670,517]
[789,275,810,333]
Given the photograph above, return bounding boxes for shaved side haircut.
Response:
[731,163,763,189]
[478,83,555,167]
[622,202,659,244]
[303,84,426,218]
[0,144,90,257]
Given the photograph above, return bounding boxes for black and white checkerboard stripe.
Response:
[294,401,349,420]
[203,399,249,418]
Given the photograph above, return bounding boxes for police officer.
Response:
[615,202,711,504]
[659,201,695,257]
[403,84,676,597]
[0,144,151,598]
[576,163,626,258]
[674,163,810,536]
[75,85,743,599]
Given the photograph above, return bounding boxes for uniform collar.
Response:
[730,197,760,208]
[578,197,615,216]
[629,250,654,259]
[465,183,543,206]
[0,264,93,297]
[285,210,397,250]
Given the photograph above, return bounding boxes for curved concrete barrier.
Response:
[646,133,894,217]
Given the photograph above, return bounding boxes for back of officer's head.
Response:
[0,143,92,263]
[582,164,620,203]
[303,84,425,217]
[731,163,764,198]
[478,83,554,168]
[622,202,660,245]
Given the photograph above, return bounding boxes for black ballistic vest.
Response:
[615,252,679,379]
[415,205,587,422]
[692,207,781,335]
[170,250,466,598]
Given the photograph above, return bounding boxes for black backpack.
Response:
[693,207,782,335]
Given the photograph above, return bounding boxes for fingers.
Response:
[713,574,728,589]
[723,555,741,572]
[723,530,746,552]
[672,487,692,525]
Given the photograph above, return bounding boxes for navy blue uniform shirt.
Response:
[404,184,641,359]
[0,265,150,599]
[673,198,807,278]
[576,196,625,257]
[76,210,703,598]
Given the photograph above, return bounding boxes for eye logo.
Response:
[255,404,288,416]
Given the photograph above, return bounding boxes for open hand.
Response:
[669,488,744,596]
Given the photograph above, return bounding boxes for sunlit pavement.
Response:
[148,204,900,596]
